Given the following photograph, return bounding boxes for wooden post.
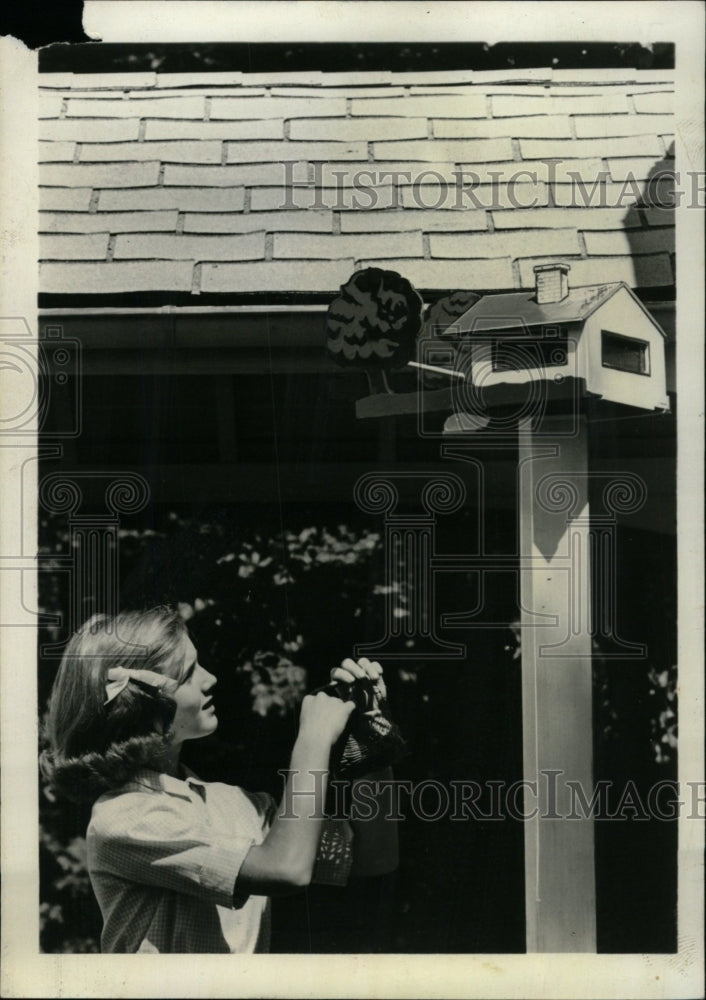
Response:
[518,413,597,952]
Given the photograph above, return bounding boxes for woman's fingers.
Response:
[330,666,357,685]
[330,657,363,684]
[356,658,386,698]
[329,657,365,685]
[342,657,366,678]
[329,657,386,696]
[357,657,383,680]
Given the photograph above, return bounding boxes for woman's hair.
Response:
[40,606,188,802]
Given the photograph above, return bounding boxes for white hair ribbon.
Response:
[104,665,173,705]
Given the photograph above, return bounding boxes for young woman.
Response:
[40,606,392,954]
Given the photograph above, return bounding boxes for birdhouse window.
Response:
[491,333,568,373]
[601,330,651,376]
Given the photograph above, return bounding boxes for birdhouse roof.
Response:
[38,67,675,304]
[454,280,667,336]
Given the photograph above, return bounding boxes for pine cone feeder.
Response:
[325,267,424,395]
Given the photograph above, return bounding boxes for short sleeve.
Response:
[241,790,278,830]
[88,792,255,910]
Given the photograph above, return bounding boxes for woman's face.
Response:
[169,635,218,744]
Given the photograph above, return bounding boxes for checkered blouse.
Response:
[86,769,275,953]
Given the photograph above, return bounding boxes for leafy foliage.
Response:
[39,791,101,953]
[647,663,678,765]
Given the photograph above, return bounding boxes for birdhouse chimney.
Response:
[533,262,570,304]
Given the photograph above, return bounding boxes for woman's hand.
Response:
[331,656,387,707]
[298,689,355,748]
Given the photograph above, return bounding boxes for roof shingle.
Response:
[97,187,246,212]
[38,67,676,299]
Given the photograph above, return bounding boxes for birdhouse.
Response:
[454,263,670,413]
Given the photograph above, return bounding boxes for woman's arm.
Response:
[237,690,354,896]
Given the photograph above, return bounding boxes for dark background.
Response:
[38,40,674,73]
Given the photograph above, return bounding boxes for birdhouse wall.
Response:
[581,288,668,410]
[468,328,580,388]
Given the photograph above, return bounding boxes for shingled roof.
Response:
[455,281,627,330]
[38,68,676,301]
